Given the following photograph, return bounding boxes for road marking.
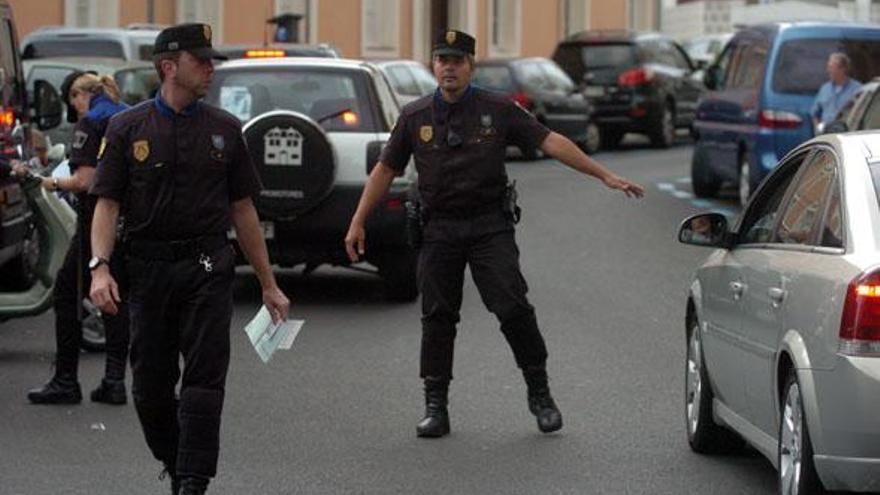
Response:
[672,190,694,199]
[656,176,740,219]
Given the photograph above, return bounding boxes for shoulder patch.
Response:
[73,130,89,149]
[97,137,108,160]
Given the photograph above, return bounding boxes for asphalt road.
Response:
[0,136,774,495]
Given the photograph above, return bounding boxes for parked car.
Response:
[204,57,418,301]
[823,78,880,133]
[0,0,64,291]
[472,57,598,155]
[373,59,436,106]
[23,57,158,149]
[683,33,733,69]
[21,25,161,61]
[214,43,339,60]
[552,30,703,149]
[679,130,880,494]
[691,22,880,206]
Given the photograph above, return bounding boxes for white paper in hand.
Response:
[244,305,305,363]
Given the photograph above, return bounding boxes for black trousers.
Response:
[54,228,129,381]
[125,243,235,479]
[418,210,548,379]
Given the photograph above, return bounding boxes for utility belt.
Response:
[126,233,229,262]
[406,181,521,249]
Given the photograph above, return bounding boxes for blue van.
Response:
[691,22,880,205]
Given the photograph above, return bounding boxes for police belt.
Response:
[127,233,228,261]
[422,201,503,221]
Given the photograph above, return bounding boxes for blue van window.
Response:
[729,44,767,89]
[773,38,880,95]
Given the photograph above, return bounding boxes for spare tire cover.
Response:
[243,110,336,220]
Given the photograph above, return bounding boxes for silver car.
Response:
[678,131,880,494]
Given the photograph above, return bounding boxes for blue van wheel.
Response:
[738,154,755,206]
[691,143,720,198]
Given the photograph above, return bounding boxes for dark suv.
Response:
[0,0,62,290]
[552,30,703,148]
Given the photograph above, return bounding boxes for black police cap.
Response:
[153,23,227,60]
[433,29,475,57]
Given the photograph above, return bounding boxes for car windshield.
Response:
[205,67,378,132]
[581,43,637,69]
[773,38,880,95]
[514,60,575,93]
[114,68,159,105]
[23,40,125,59]
[473,66,515,93]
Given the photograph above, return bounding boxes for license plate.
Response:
[584,86,605,97]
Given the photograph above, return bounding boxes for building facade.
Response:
[663,0,880,40]
[11,0,661,62]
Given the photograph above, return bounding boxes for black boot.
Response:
[27,374,82,404]
[523,366,563,433]
[416,377,450,438]
[160,466,180,495]
[90,378,127,405]
[179,476,209,495]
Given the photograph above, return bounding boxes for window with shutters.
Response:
[560,0,590,37]
[489,0,520,57]
[176,0,223,43]
[362,0,400,57]
[64,0,119,27]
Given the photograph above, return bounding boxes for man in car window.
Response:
[345,29,643,439]
[812,52,862,129]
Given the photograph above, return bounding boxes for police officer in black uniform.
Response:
[345,30,644,438]
[26,71,131,405]
[88,24,290,495]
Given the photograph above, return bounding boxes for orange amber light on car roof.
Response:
[245,49,286,58]
[1,108,15,127]
[342,111,358,125]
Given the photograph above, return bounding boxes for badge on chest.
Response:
[211,134,226,161]
[133,140,150,162]
[479,113,496,137]
[420,125,433,143]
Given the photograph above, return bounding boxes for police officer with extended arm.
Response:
[345,30,644,438]
[25,71,131,405]
[88,24,289,495]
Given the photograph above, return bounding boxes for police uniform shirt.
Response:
[91,96,261,240]
[70,93,128,222]
[380,86,550,214]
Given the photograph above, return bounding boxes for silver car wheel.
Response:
[585,122,600,154]
[780,382,803,495]
[663,108,675,145]
[686,324,703,436]
[738,156,751,207]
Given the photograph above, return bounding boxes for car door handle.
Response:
[729,281,745,300]
[768,287,786,307]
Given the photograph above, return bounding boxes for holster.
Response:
[405,200,424,249]
[503,180,522,224]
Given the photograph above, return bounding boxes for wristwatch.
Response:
[51,177,60,191]
[88,256,110,271]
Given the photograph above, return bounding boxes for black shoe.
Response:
[416,377,450,438]
[523,366,563,433]
[90,378,127,405]
[180,476,209,495]
[160,467,180,495]
[27,377,82,404]
[528,393,563,433]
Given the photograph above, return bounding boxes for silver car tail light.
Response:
[839,270,880,356]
